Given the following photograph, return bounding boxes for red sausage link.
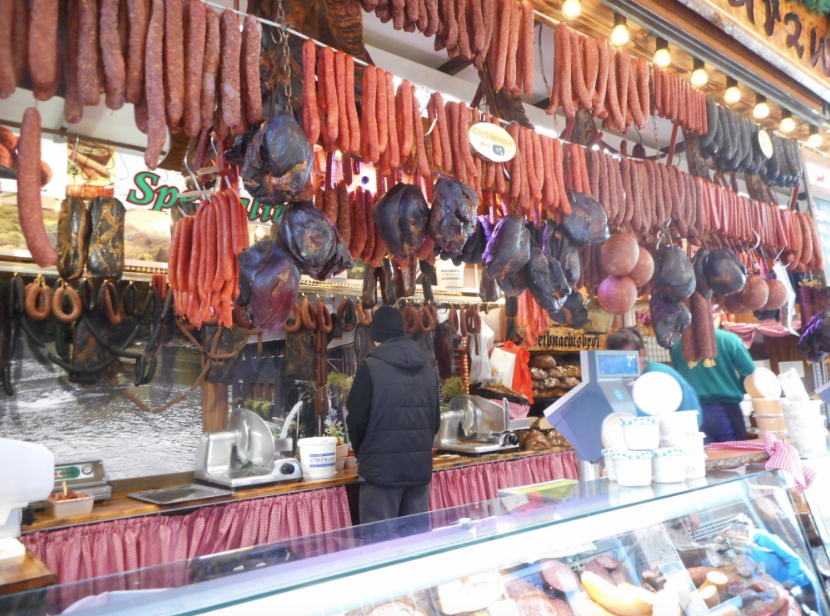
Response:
[144,0,166,170]
[302,40,319,145]
[201,7,221,130]
[29,0,59,101]
[183,0,206,138]
[503,0,521,95]
[242,14,264,126]
[126,0,148,103]
[165,0,185,130]
[101,0,127,110]
[361,66,379,163]
[220,10,242,131]
[335,52,350,153]
[12,0,27,88]
[520,0,534,98]
[385,71,399,169]
[0,0,16,98]
[64,0,83,123]
[78,0,101,106]
[492,0,511,92]
[346,55,361,154]
[375,67,388,154]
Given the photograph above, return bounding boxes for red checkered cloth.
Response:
[706,431,817,492]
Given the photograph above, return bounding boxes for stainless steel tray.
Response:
[437,443,519,455]
[128,484,233,506]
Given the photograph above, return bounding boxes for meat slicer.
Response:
[434,395,521,455]
[195,409,302,489]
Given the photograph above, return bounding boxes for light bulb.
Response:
[653,38,670,68]
[808,126,823,148]
[780,110,795,133]
[611,14,629,47]
[753,95,769,120]
[562,0,581,20]
[690,58,707,87]
[724,77,741,104]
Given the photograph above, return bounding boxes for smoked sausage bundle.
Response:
[170,188,250,328]
[360,0,529,94]
[652,66,707,135]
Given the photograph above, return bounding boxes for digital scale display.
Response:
[597,353,639,377]
[54,464,95,481]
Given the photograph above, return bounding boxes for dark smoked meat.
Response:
[434,320,454,379]
[550,292,588,329]
[57,197,89,281]
[483,215,531,280]
[274,202,354,280]
[704,248,747,297]
[650,292,692,349]
[87,197,125,279]
[286,330,316,381]
[428,177,478,255]
[561,191,610,246]
[241,111,314,206]
[236,240,301,332]
[374,182,431,259]
[460,216,493,265]
[652,246,695,301]
[692,248,713,300]
[527,247,571,314]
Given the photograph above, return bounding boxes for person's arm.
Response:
[726,331,757,378]
[346,363,372,455]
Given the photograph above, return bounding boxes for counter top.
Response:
[25,447,574,534]
[0,550,56,596]
[23,445,765,534]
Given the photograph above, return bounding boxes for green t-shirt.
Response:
[670,329,757,404]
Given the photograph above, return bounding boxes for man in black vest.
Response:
[346,306,441,524]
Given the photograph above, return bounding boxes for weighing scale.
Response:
[50,460,111,502]
[543,350,640,463]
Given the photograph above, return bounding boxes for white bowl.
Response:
[632,372,682,416]
[45,494,94,517]
[658,411,699,437]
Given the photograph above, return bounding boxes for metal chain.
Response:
[275,0,292,104]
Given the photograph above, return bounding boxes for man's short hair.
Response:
[606,327,645,352]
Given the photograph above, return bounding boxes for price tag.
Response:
[468,122,516,163]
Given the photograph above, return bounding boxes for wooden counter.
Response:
[25,447,574,534]
[0,550,56,597]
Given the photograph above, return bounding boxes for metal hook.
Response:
[501,162,511,182]
[751,230,761,250]
[424,118,438,137]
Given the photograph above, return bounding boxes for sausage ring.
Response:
[97,281,122,325]
[459,305,468,336]
[78,279,96,312]
[300,296,317,330]
[52,286,83,323]
[25,281,52,321]
[419,306,435,333]
[448,306,459,333]
[123,283,139,317]
[316,300,333,334]
[403,305,419,335]
[283,304,302,333]
[356,300,372,325]
[338,298,356,332]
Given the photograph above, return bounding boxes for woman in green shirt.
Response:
[671,328,756,443]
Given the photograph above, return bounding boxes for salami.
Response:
[29,0,59,101]
[385,72,399,169]
[64,0,84,123]
[183,0,206,138]
[321,47,338,147]
[165,0,185,129]
[201,7,220,130]
[361,66,379,163]
[100,0,127,110]
[220,10,242,131]
[242,14,264,126]
[444,0,459,51]
[335,52,351,153]
[12,0,27,87]
[582,36,599,103]
[571,32,592,109]
[476,0,495,69]
[17,109,58,267]
[0,0,15,98]
[428,95,442,170]
[492,0,511,91]
[559,25,575,119]
[637,57,650,124]
[412,85,431,180]
[375,67,388,154]
[456,0,472,59]
[604,48,622,129]
[627,64,644,129]
[346,55,361,153]
[144,0,167,169]
[77,0,101,106]
[302,40,319,144]
[592,38,610,116]
[520,0,534,98]
[471,0,485,53]
[399,79,414,162]
[504,0,521,95]
[616,50,630,130]
[126,0,149,103]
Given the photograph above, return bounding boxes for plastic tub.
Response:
[297,437,338,479]
[685,454,707,479]
[751,398,783,415]
[601,449,619,481]
[612,450,654,487]
[660,431,705,455]
[621,417,660,450]
[779,368,809,401]
[781,400,822,418]
[44,494,94,517]
[785,414,828,457]
[652,448,687,483]
[744,368,782,399]
[753,414,787,431]
[658,411,699,437]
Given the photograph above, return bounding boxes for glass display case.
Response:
[801,455,830,583]
[3,470,826,616]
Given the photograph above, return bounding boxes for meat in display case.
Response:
[2,471,826,616]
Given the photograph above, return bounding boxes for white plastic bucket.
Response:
[297,437,338,478]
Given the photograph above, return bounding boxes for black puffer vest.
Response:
[358,337,440,487]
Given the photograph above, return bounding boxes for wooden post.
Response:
[202,382,229,432]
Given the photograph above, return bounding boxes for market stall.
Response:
[1,0,830,608]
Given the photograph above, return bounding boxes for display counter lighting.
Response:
[753,95,769,120]
[724,77,741,104]
[653,38,670,68]
[780,109,796,134]
[807,125,823,148]
[611,14,629,48]
[562,0,581,20]
[690,58,708,88]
